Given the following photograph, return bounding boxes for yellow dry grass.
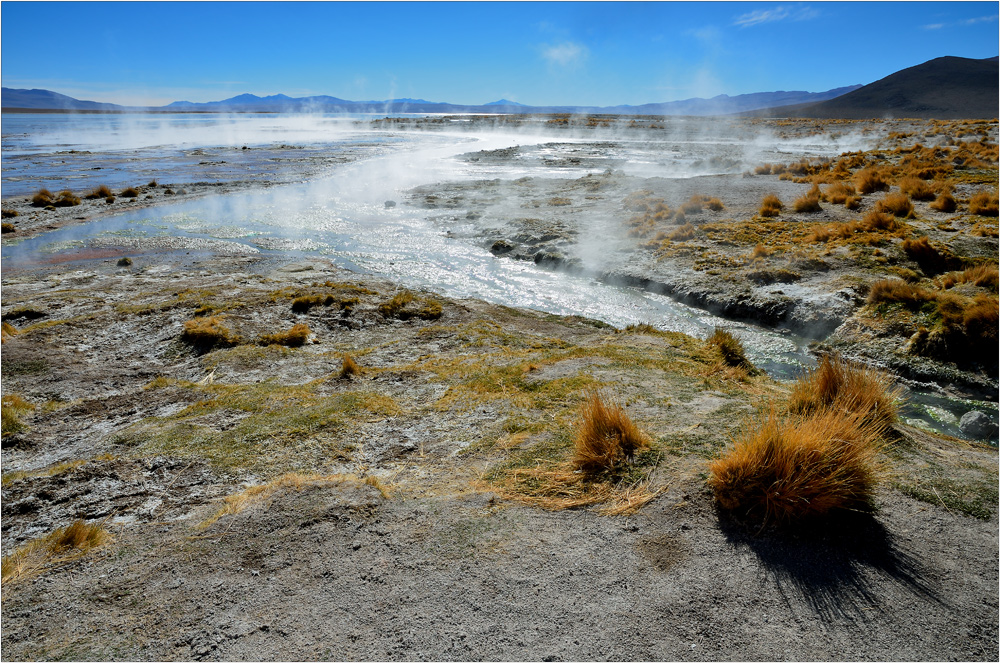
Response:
[340,353,362,379]
[573,390,650,473]
[708,409,885,525]
[1,520,111,585]
[199,473,371,529]
[788,355,901,427]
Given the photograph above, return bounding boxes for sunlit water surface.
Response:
[2,114,994,438]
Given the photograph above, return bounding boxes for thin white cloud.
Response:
[542,42,588,67]
[734,4,818,28]
[923,14,998,30]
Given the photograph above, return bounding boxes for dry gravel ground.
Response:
[1,254,997,661]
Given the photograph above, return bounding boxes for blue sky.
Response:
[2,1,997,107]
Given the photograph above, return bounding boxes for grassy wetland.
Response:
[1,115,998,660]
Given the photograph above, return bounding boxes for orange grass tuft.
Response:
[855,167,890,194]
[968,191,999,216]
[898,177,936,201]
[793,184,822,213]
[788,355,900,427]
[708,409,884,525]
[340,353,361,379]
[180,315,242,352]
[2,520,111,585]
[258,322,311,347]
[573,391,649,474]
[759,194,783,217]
[875,192,914,218]
[929,191,957,212]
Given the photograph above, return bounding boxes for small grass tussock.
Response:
[708,409,885,526]
[929,191,957,212]
[2,393,34,437]
[875,192,915,218]
[30,188,55,207]
[968,191,999,216]
[378,290,443,320]
[573,390,650,474]
[667,223,696,241]
[792,184,822,213]
[340,353,361,379]
[2,520,111,585]
[759,193,783,217]
[84,184,114,200]
[939,264,999,290]
[120,186,140,198]
[706,328,759,374]
[788,355,901,427]
[898,176,936,201]
[855,167,891,194]
[257,322,311,347]
[1,321,19,343]
[180,315,243,353]
[901,236,966,274]
[2,208,19,219]
[822,181,856,204]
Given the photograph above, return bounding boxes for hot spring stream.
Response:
[2,126,992,438]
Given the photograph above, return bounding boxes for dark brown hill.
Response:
[752,56,998,119]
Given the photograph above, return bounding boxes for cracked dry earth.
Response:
[1,254,998,661]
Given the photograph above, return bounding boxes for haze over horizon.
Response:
[1,1,998,108]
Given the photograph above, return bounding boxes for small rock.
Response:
[959,411,999,441]
[384,200,397,208]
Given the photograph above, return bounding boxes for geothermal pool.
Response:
[2,113,988,436]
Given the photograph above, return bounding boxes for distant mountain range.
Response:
[1,85,862,117]
[3,55,997,118]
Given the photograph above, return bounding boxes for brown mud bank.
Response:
[1,253,997,660]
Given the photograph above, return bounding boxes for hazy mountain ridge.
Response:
[4,55,997,118]
[2,86,861,116]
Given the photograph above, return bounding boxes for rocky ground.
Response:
[2,116,998,660]
[1,251,997,660]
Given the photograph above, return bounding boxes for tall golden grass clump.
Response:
[707,328,757,372]
[855,167,890,194]
[258,323,311,347]
[902,236,964,274]
[708,409,885,525]
[940,263,999,290]
[180,315,242,352]
[875,192,914,218]
[30,188,55,207]
[898,177,936,201]
[759,194,783,217]
[573,391,649,474]
[2,520,111,585]
[862,210,901,232]
[968,191,999,216]
[788,355,900,427]
[792,184,822,213]
[822,181,856,204]
[667,223,696,241]
[2,394,34,437]
[84,184,114,200]
[340,353,361,379]
[929,191,957,212]
[1,321,18,343]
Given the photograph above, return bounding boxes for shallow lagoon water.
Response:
[3,114,995,438]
